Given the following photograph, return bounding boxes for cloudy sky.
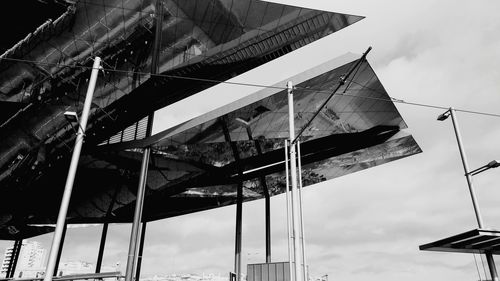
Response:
[2,0,500,280]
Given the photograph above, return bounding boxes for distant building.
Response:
[57,260,121,276]
[142,273,231,281]
[1,240,46,278]
[57,261,94,276]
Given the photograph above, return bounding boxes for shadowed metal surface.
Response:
[0,53,421,229]
[0,0,363,239]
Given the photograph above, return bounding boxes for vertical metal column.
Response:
[284,140,293,281]
[124,1,162,280]
[448,108,498,281]
[297,141,308,281]
[124,149,150,281]
[264,182,271,264]
[221,119,244,281]
[449,108,483,227]
[96,183,119,274]
[7,239,22,278]
[135,222,147,281]
[5,240,14,278]
[234,182,243,281]
[95,223,108,273]
[7,240,23,278]
[44,57,101,281]
[287,81,302,281]
[242,124,271,263]
[54,222,68,276]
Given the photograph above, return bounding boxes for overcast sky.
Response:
[2,1,500,281]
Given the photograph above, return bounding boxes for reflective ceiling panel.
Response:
[0,1,363,239]
[60,53,421,224]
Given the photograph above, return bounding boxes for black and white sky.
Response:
[2,0,500,280]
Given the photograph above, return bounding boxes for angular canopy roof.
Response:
[0,0,364,239]
[420,229,500,255]
[0,53,421,242]
[84,53,421,222]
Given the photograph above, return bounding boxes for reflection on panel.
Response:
[0,1,364,238]
[62,54,421,223]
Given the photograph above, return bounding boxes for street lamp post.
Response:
[44,57,101,281]
[437,107,499,281]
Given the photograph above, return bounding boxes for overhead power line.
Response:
[1,56,499,119]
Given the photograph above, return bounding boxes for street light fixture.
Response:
[436,110,451,121]
[64,111,84,135]
[469,160,500,176]
[63,111,79,123]
[437,107,499,281]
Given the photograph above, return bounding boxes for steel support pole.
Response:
[234,182,243,281]
[7,239,22,278]
[124,148,151,281]
[135,222,147,281]
[43,57,101,281]
[95,223,108,273]
[124,1,162,280]
[243,126,271,263]
[6,240,14,278]
[221,119,244,281]
[284,140,293,281]
[487,255,499,281]
[11,240,22,278]
[448,108,498,281]
[449,108,484,227]
[292,47,371,145]
[297,141,308,281]
[264,189,271,263]
[287,81,302,281]
[54,222,67,276]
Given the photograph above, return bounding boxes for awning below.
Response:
[419,229,500,254]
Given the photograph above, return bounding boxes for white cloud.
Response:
[2,1,500,281]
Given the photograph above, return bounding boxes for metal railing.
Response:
[0,272,123,281]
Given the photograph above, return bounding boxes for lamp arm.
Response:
[468,165,490,176]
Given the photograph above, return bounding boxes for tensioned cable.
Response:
[0,57,287,90]
[338,79,500,118]
[292,46,372,144]
[473,254,483,281]
[480,254,488,280]
[1,56,500,119]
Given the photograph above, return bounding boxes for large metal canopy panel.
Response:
[4,52,420,229]
[0,1,363,239]
[0,0,363,171]
[419,229,500,255]
[93,53,421,222]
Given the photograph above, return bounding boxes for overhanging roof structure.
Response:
[0,0,364,239]
[420,229,500,255]
[0,53,421,240]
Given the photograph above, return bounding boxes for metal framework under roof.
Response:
[0,52,421,241]
[0,0,365,239]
